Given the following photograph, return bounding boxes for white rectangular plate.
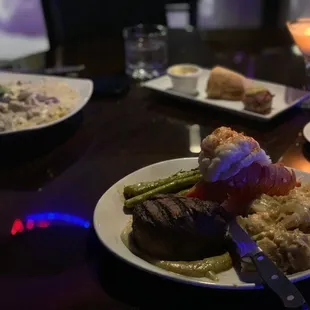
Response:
[143,69,310,121]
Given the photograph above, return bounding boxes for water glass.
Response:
[123,24,168,80]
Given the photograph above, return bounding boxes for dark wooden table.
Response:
[2,29,310,310]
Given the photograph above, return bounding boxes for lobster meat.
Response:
[186,162,300,216]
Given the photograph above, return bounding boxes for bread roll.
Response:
[206,66,246,101]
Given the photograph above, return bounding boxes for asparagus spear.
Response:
[177,188,191,196]
[123,168,200,198]
[124,174,202,208]
[153,251,232,279]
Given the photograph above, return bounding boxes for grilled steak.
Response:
[132,194,228,261]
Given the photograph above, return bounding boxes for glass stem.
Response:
[304,55,310,91]
[300,56,310,109]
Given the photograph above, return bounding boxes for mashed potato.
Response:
[239,184,310,274]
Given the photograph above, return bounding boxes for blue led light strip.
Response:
[25,212,91,229]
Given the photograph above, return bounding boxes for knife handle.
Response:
[251,251,308,309]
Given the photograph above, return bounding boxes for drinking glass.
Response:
[287,18,310,89]
[123,24,168,80]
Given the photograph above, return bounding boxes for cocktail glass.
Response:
[287,18,310,89]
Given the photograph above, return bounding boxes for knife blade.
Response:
[229,219,308,310]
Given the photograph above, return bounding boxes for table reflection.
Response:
[188,124,201,154]
[11,212,91,236]
[280,133,310,173]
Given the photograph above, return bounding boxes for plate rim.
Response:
[0,73,94,135]
[93,157,310,290]
[303,122,310,143]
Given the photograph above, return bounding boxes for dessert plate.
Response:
[143,69,310,121]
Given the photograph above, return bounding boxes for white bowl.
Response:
[167,64,202,95]
[0,72,93,135]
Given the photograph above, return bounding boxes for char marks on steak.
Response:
[132,194,228,261]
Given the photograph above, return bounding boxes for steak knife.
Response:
[229,219,309,310]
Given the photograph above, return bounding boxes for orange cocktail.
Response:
[287,18,310,56]
[287,18,310,92]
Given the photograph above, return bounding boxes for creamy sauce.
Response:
[121,220,232,281]
[244,87,269,96]
[169,66,198,76]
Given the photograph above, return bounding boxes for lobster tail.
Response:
[186,162,300,216]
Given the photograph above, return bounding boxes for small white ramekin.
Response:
[167,64,202,95]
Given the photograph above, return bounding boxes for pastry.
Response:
[206,66,246,100]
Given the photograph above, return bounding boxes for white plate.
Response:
[142,69,310,121]
[93,157,310,290]
[0,72,93,135]
[303,122,310,143]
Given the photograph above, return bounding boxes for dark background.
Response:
[40,0,309,77]
[1,1,310,309]
[42,0,299,46]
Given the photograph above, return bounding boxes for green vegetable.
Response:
[153,252,232,279]
[124,174,202,208]
[0,85,10,97]
[123,168,200,198]
[177,188,191,196]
